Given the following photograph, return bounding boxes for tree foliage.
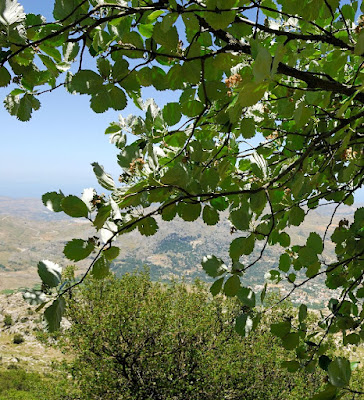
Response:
[63,272,326,400]
[1,0,363,397]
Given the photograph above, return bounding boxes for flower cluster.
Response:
[225,73,242,88]
[355,15,364,33]
[129,157,145,174]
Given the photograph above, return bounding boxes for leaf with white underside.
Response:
[37,260,62,288]
[92,162,116,191]
[0,0,25,26]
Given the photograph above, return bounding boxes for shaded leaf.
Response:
[235,313,253,337]
[42,191,64,212]
[91,255,110,279]
[237,287,256,308]
[223,275,240,297]
[328,357,351,388]
[44,297,65,332]
[201,255,227,278]
[63,239,94,261]
[210,277,224,296]
[138,217,158,236]
[202,205,219,225]
[61,195,89,218]
[37,260,62,288]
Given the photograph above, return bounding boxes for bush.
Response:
[64,272,325,400]
[13,334,24,345]
[0,367,80,400]
[3,314,13,327]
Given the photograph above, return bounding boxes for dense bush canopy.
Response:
[1,0,363,397]
[64,272,326,400]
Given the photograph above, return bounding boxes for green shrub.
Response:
[64,272,325,400]
[13,334,24,344]
[0,368,80,400]
[3,314,13,327]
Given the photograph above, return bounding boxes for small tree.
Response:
[64,272,324,400]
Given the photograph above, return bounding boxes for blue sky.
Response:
[0,1,174,197]
[1,1,363,203]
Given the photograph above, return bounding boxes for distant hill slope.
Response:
[0,197,359,302]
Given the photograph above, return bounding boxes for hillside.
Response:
[0,196,359,306]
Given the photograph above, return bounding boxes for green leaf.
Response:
[294,102,312,128]
[279,232,291,248]
[161,164,188,187]
[306,232,323,254]
[260,283,267,303]
[92,162,116,191]
[138,217,158,236]
[229,207,251,231]
[319,355,332,372]
[44,297,65,333]
[177,202,201,222]
[63,42,79,62]
[202,205,219,225]
[53,0,86,21]
[91,255,110,279]
[328,357,351,388]
[210,197,228,211]
[4,92,40,121]
[354,31,364,56]
[270,321,291,338]
[97,58,111,79]
[252,46,272,83]
[63,239,94,262]
[93,204,112,230]
[42,191,64,212]
[104,246,120,261]
[298,246,318,267]
[0,67,11,87]
[238,82,267,107]
[161,203,177,221]
[90,91,110,113]
[279,253,290,272]
[147,10,165,23]
[223,275,240,297]
[289,206,305,226]
[61,195,88,218]
[180,99,205,117]
[250,191,266,213]
[203,10,235,30]
[237,287,256,308]
[37,260,62,288]
[163,102,182,126]
[69,70,104,95]
[235,313,253,337]
[298,304,307,322]
[108,85,127,111]
[210,277,224,296]
[201,255,227,278]
[310,384,338,400]
[93,30,112,52]
[282,332,299,350]
[281,360,300,373]
[153,22,178,50]
[229,235,255,259]
[239,118,255,139]
[344,333,360,345]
